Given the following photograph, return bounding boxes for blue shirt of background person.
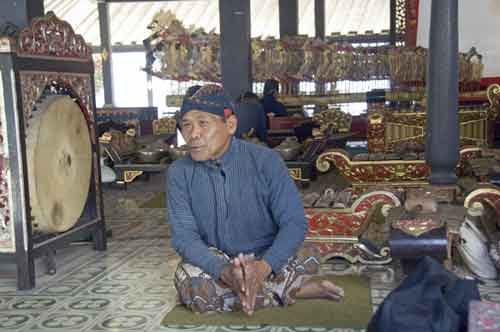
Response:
[261,79,288,117]
[234,92,268,143]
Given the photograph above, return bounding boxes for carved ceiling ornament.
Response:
[16,11,91,60]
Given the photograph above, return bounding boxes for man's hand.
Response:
[234,253,272,316]
[220,263,246,297]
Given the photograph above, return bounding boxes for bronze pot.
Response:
[274,137,302,161]
[135,149,167,163]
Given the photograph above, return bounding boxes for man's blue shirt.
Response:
[166,138,306,279]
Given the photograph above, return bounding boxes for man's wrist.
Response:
[257,259,272,280]
[219,264,234,287]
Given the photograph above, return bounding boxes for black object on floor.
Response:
[368,256,480,332]
[389,227,448,274]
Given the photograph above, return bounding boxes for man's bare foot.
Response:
[294,279,344,301]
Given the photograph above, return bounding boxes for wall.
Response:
[417,0,500,77]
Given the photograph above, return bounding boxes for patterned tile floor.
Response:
[0,173,498,332]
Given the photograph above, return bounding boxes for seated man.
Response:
[234,91,268,143]
[261,78,288,117]
[167,84,344,316]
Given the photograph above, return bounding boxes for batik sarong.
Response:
[173,246,320,314]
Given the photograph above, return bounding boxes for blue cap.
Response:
[179,84,233,119]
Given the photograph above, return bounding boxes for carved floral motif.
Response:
[312,109,352,134]
[316,149,428,182]
[392,217,443,237]
[307,242,392,264]
[288,168,303,181]
[19,71,94,139]
[464,187,500,217]
[305,190,400,263]
[17,11,91,60]
[367,111,385,153]
[153,117,177,135]
[316,147,481,185]
[306,191,400,238]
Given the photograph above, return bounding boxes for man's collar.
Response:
[199,137,239,168]
[218,137,238,166]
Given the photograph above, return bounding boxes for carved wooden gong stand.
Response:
[0,12,106,290]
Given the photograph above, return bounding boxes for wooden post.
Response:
[315,0,325,96]
[426,0,459,185]
[219,0,252,100]
[279,0,299,95]
[314,0,325,39]
[97,0,115,106]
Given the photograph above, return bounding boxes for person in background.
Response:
[234,91,268,143]
[261,78,288,117]
[185,84,202,98]
[167,84,344,316]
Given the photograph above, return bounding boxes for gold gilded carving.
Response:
[124,171,143,183]
[464,187,500,209]
[368,106,488,153]
[316,149,428,183]
[487,83,500,120]
[288,168,303,181]
[101,49,109,61]
[312,109,352,134]
[318,147,479,191]
[368,112,384,125]
[392,218,443,237]
[153,117,177,135]
[17,11,91,60]
[19,71,94,130]
[367,111,386,153]
[0,37,14,53]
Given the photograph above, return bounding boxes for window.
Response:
[111,52,148,107]
[92,54,105,108]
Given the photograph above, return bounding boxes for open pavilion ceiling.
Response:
[44,0,389,47]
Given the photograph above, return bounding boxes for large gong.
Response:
[27,95,92,233]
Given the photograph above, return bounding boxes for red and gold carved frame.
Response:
[316,147,483,193]
[305,190,401,264]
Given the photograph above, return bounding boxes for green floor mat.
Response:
[162,275,372,329]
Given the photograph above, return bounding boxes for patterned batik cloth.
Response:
[174,246,321,314]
